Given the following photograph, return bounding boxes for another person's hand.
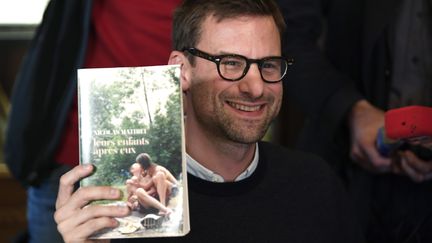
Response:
[54,164,130,243]
[348,100,392,172]
[395,150,432,182]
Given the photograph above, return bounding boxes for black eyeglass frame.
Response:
[183,47,294,83]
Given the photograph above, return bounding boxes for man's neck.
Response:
[186,128,256,182]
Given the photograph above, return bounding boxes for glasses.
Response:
[183,47,294,83]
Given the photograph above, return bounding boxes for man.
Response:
[277,0,432,242]
[135,153,178,208]
[54,0,365,242]
[126,153,177,215]
[126,162,169,216]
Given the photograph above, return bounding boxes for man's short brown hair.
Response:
[172,0,286,52]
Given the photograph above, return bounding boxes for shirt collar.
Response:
[186,143,259,182]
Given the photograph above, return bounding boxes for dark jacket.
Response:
[4,0,92,186]
[278,0,401,168]
[278,1,432,242]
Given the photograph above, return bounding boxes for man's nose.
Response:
[238,64,264,99]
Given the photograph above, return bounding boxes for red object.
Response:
[55,0,181,167]
[385,106,432,140]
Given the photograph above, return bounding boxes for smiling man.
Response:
[175,13,285,182]
[54,1,365,242]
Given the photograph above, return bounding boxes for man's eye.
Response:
[221,58,244,68]
[221,61,241,67]
[222,61,239,66]
[262,61,279,70]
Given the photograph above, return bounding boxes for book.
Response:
[77,64,189,239]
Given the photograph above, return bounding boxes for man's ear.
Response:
[168,51,191,92]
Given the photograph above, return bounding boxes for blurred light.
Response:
[0,0,49,25]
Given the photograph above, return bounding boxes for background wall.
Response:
[0,24,33,243]
[0,1,48,239]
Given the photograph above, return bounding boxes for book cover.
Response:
[77,65,189,239]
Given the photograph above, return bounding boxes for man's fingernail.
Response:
[83,164,93,170]
[119,206,129,213]
[111,218,119,227]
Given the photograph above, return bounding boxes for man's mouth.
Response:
[227,101,262,112]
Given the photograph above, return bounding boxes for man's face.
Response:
[185,15,283,144]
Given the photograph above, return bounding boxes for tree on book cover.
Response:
[77,65,189,239]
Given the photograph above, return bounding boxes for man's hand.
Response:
[395,150,432,182]
[348,100,392,172]
[54,164,130,243]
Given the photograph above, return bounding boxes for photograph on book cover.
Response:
[77,65,189,239]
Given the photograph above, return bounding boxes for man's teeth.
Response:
[229,102,261,112]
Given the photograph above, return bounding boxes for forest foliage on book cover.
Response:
[78,65,183,189]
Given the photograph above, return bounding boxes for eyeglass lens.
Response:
[219,56,287,82]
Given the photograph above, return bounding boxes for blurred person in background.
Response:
[277,0,432,242]
[4,1,181,242]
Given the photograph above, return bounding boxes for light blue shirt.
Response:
[186,143,259,182]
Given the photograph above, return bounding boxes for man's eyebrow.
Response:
[201,49,232,56]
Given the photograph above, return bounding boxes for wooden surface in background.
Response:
[0,29,32,243]
[0,165,27,243]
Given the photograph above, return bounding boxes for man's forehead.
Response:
[202,15,274,35]
[202,14,273,28]
[197,14,281,56]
